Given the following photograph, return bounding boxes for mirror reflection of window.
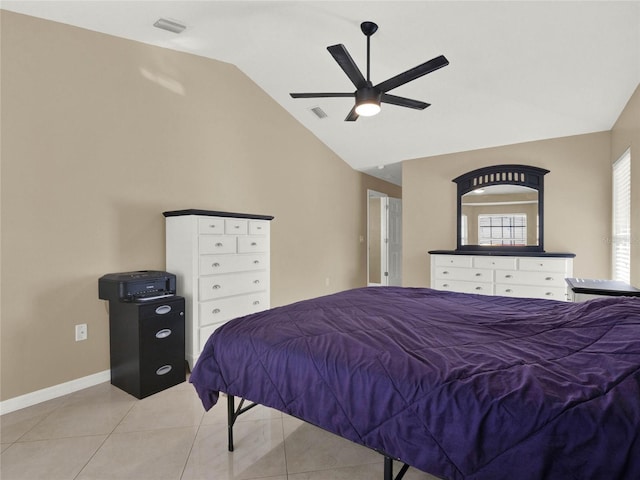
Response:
[478,214,527,246]
[461,185,538,246]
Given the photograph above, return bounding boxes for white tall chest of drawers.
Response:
[430,251,575,301]
[164,209,274,368]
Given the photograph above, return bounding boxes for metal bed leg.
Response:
[384,455,410,480]
[227,395,235,452]
[226,394,259,452]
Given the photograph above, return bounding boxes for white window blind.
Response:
[612,149,631,283]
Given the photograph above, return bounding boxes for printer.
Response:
[98,270,176,302]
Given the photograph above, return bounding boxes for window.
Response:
[612,149,631,283]
[478,214,527,246]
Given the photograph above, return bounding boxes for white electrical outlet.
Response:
[75,324,87,341]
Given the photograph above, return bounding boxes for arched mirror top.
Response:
[453,164,549,253]
[453,164,549,195]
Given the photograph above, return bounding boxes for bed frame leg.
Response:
[383,455,410,480]
[226,394,260,453]
[227,395,235,452]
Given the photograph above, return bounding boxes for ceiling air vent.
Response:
[310,106,328,119]
[153,18,186,34]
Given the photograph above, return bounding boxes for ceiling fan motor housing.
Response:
[356,86,381,105]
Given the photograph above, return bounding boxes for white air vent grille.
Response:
[310,107,328,119]
[153,18,186,34]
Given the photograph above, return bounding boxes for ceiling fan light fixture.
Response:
[355,101,381,117]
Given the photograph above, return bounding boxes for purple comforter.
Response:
[190,287,640,480]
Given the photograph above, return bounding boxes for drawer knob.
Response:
[442,284,449,287]
[256,226,262,230]
[155,329,172,339]
[253,260,260,264]
[545,277,553,281]
[155,305,171,315]
[156,365,172,376]
[235,225,240,229]
[505,289,512,293]
[212,284,221,290]
[442,271,449,275]
[505,274,513,278]
[545,292,553,296]
[212,262,221,268]
[475,273,482,277]
[215,242,223,247]
[253,300,260,305]
[475,286,482,290]
[212,308,221,314]
[251,242,258,246]
[253,280,260,284]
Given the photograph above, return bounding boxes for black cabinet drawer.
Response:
[140,314,184,355]
[139,356,185,396]
[138,298,184,319]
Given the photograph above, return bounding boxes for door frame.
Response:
[367,190,402,286]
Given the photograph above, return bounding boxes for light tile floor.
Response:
[1,378,441,480]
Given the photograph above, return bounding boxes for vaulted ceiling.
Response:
[3,1,639,185]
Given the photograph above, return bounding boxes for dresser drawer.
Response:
[496,269,566,287]
[199,292,268,327]
[249,220,270,235]
[198,217,225,234]
[433,255,473,268]
[199,271,268,301]
[199,254,267,276]
[473,256,517,269]
[495,284,568,300]
[433,279,493,295]
[199,235,237,254]
[518,257,569,273]
[434,266,493,283]
[238,236,268,253]
[225,218,248,235]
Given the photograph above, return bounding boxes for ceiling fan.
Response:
[290,21,449,122]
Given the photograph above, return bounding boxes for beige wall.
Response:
[403,131,613,287]
[611,84,640,287]
[0,12,400,401]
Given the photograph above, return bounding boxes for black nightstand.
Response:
[565,278,640,302]
[108,296,186,398]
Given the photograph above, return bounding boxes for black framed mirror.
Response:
[453,164,549,253]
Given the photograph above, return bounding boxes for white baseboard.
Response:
[0,370,111,415]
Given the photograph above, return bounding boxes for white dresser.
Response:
[164,209,273,368]
[430,252,575,301]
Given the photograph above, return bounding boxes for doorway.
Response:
[367,190,402,286]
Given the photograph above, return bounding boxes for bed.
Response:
[190,286,640,480]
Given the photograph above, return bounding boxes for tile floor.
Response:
[1,378,441,480]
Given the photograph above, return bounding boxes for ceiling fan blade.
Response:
[375,55,449,93]
[290,92,354,98]
[381,93,430,110]
[345,106,359,122]
[327,44,367,89]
